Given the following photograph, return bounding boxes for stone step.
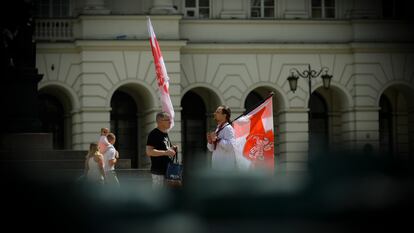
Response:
[58,168,152,181]
[0,149,88,160]
[9,168,152,186]
[1,158,132,169]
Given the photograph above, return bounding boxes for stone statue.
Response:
[0,0,35,70]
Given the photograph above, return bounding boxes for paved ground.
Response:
[52,168,153,188]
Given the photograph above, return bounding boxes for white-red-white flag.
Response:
[233,95,274,172]
[147,17,175,129]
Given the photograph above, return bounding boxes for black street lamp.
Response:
[287,64,333,155]
[287,64,332,94]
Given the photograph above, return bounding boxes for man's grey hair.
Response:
[156,112,170,121]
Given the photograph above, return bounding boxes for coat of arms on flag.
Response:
[233,94,274,172]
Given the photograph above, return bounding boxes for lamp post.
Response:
[287,64,332,155]
[287,64,332,95]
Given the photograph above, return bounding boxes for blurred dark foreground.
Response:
[1,151,413,233]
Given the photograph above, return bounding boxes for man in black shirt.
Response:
[146,112,177,188]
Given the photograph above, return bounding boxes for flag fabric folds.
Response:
[147,17,175,129]
[233,96,274,172]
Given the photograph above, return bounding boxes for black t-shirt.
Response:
[146,128,172,175]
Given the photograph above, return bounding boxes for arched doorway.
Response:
[38,94,64,149]
[245,91,263,112]
[379,95,393,157]
[110,90,138,168]
[181,90,207,173]
[309,92,329,158]
[379,85,414,160]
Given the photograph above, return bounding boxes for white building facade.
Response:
[34,0,414,173]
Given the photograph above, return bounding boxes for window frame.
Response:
[34,0,71,18]
[310,0,336,19]
[183,0,211,19]
[249,0,275,19]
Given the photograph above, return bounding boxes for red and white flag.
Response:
[147,17,174,129]
[233,95,274,172]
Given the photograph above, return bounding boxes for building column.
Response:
[278,109,309,174]
[353,107,380,154]
[340,108,357,153]
[82,0,110,14]
[150,0,177,14]
[71,107,111,150]
[63,113,72,149]
[328,111,342,153]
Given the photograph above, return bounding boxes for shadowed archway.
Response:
[110,90,138,168]
[181,90,208,173]
[38,94,64,149]
[309,92,329,158]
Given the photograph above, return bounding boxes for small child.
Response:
[98,128,110,154]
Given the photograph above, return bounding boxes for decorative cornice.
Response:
[181,43,352,54]
[37,40,187,52]
[77,15,182,21]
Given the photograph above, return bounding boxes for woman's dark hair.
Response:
[219,105,231,123]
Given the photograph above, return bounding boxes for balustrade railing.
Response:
[35,19,74,41]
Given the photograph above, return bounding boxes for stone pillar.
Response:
[353,107,380,154]
[278,109,309,174]
[150,0,177,15]
[82,0,110,14]
[74,107,111,150]
[63,113,72,149]
[341,108,357,153]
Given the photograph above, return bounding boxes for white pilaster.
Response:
[82,0,110,14]
[150,0,177,15]
[74,107,111,150]
[278,109,309,174]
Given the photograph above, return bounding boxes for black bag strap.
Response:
[167,134,179,164]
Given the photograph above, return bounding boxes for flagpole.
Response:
[216,92,274,134]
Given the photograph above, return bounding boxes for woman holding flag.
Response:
[207,105,237,171]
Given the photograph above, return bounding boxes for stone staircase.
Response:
[0,133,151,185]
[0,149,132,169]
